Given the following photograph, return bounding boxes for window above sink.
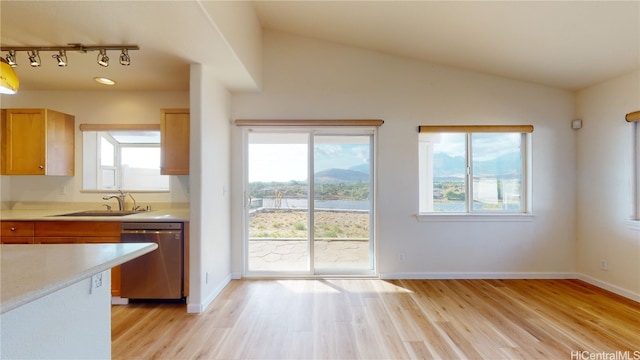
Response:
[81,124,169,192]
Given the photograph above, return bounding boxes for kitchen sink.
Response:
[56,210,139,217]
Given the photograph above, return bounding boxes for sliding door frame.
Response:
[241,126,378,278]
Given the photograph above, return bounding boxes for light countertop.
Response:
[0,243,157,314]
[0,208,189,222]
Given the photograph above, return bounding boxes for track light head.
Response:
[52,50,67,67]
[28,50,40,67]
[5,50,17,67]
[119,49,130,66]
[97,49,109,67]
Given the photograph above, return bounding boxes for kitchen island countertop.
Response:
[0,243,157,314]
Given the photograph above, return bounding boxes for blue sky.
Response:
[314,144,369,172]
[249,140,370,182]
[431,133,521,161]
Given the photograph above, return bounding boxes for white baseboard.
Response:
[231,272,242,280]
[186,274,232,314]
[110,296,129,305]
[379,272,577,280]
[186,302,201,313]
[576,273,640,303]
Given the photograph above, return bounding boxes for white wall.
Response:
[1,271,111,359]
[187,64,232,313]
[231,30,577,278]
[575,71,640,299]
[0,91,190,206]
[198,0,262,91]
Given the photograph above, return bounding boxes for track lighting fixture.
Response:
[0,44,140,94]
[28,50,41,67]
[5,50,17,67]
[119,49,130,66]
[0,44,138,94]
[97,49,109,67]
[2,44,138,68]
[52,50,67,67]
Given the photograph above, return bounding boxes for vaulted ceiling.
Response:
[2,1,638,93]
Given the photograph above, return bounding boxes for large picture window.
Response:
[419,125,532,215]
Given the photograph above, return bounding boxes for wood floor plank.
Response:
[112,279,640,359]
[404,340,431,360]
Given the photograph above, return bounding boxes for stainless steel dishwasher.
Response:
[120,222,183,300]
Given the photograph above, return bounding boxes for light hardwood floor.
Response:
[112,279,640,359]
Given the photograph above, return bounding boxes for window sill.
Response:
[415,213,535,222]
[624,219,640,231]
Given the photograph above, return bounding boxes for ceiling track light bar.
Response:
[2,44,139,67]
[0,44,139,53]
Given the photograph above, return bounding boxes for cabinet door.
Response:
[0,109,75,175]
[1,109,46,175]
[44,109,75,176]
[160,109,189,175]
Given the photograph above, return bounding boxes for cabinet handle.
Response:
[10,227,16,231]
[39,165,44,169]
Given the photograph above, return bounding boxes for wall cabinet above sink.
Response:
[160,108,189,175]
[1,108,75,176]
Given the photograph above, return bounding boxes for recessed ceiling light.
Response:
[94,77,115,85]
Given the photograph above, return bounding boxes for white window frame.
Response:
[627,122,640,230]
[417,126,534,222]
[92,131,168,191]
[97,132,119,190]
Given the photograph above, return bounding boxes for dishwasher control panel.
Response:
[122,222,182,231]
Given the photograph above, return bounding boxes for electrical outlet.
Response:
[600,260,608,271]
[399,252,406,262]
[205,272,209,284]
[90,273,103,294]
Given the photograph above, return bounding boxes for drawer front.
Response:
[35,221,122,237]
[1,221,35,237]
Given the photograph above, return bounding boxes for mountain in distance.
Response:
[315,151,521,182]
[472,151,522,177]
[315,168,369,183]
[434,152,521,178]
[348,164,370,174]
[433,153,465,177]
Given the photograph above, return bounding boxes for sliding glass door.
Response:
[313,135,373,273]
[245,129,375,276]
[246,132,310,273]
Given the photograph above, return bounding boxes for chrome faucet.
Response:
[102,190,126,211]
